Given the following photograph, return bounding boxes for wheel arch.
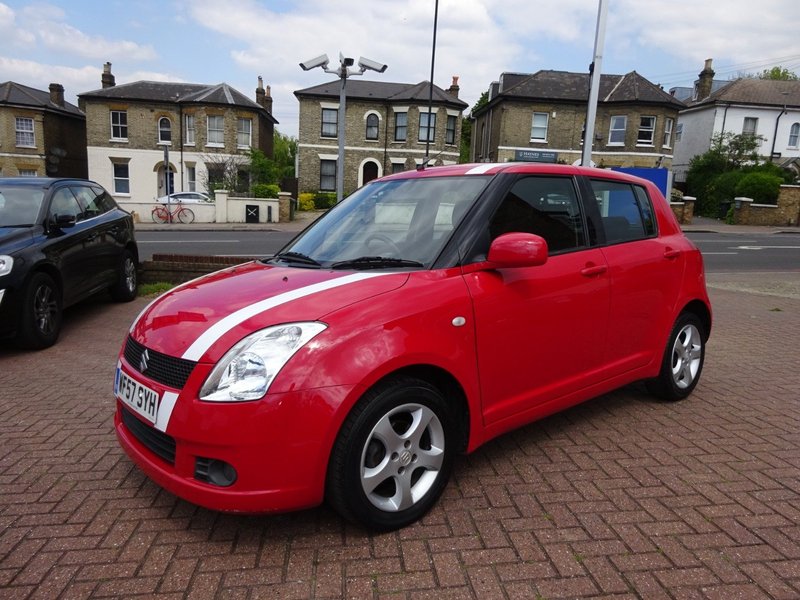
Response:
[680,299,712,341]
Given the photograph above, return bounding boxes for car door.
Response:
[70,184,123,290]
[586,177,685,375]
[43,186,96,305]
[463,175,610,427]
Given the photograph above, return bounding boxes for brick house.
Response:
[78,63,277,203]
[294,77,467,195]
[0,81,87,178]
[672,60,800,184]
[471,70,685,169]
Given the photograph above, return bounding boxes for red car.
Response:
[114,163,711,530]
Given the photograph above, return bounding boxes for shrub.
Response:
[735,172,782,204]
[298,193,315,211]
[313,192,337,209]
[252,183,280,198]
[701,171,745,217]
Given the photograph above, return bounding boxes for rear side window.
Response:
[489,176,585,253]
[49,188,82,221]
[589,179,656,244]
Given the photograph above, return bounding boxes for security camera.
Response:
[299,54,330,71]
[358,57,388,73]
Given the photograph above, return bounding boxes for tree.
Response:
[757,66,799,81]
[273,130,297,180]
[459,91,489,163]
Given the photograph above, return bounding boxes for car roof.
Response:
[0,177,100,188]
[379,162,652,186]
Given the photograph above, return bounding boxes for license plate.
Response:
[115,367,160,424]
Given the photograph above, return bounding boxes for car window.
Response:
[488,176,585,254]
[0,186,44,226]
[49,188,82,221]
[589,179,656,243]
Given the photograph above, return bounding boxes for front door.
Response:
[157,167,175,198]
[362,161,379,185]
[464,175,610,427]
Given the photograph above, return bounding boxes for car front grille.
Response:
[124,336,196,389]
[121,406,176,465]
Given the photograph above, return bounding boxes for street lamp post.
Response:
[300,53,387,203]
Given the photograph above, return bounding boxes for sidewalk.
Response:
[681,216,800,235]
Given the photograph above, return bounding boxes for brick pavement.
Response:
[1,277,799,599]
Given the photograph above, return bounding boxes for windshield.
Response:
[278,175,490,269]
[0,186,45,227]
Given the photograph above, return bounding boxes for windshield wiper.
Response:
[271,251,321,267]
[331,256,424,270]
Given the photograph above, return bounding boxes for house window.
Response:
[321,108,337,138]
[742,117,758,136]
[530,112,548,141]
[391,161,406,174]
[676,122,683,143]
[184,114,196,145]
[608,116,627,145]
[112,163,130,194]
[158,117,171,144]
[111,111,128,140]
[320,159,336,191]
[446,115,457,145]
[19,169,37,177]
[366,114,379,140]
[237,118,252,148]
[788,123,799,148]
[637,116,656,145]
[207,115,224,145]
[419,111,436,142]
[663,118,674,148]
[15,117,35,147]
[394,112,407,141]
[187,165,196,191]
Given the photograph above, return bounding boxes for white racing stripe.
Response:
[155,391,179,433]
[181,272,389,361]
[465,163,505,175]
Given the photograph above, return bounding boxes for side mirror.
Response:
[53,213,77,228]
[486,233,548,268]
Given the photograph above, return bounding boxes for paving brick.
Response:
[1,271,799,599]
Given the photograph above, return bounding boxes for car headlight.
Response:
[0,255,12,277]
[199,322,327,402]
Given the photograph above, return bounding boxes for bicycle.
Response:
[151,201,195,224]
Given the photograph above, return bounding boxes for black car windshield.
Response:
[276,175,489,269]
[0,186,44,227]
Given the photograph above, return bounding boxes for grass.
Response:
[138,282,174,297]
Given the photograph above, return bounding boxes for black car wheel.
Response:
[110,249,138,302]
[646,312,706,401]
[18,272,62,349]
[326,376,457,530]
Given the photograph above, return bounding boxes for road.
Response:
[135,229,800,273]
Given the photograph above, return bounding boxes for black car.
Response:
[0,177,139,349]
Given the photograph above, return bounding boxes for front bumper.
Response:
[114,367,357,514]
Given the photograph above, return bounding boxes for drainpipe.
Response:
[770,102,788,160]
[178,98,184,191]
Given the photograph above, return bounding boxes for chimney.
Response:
[102,62,116,89]
[448,75,460,98]
[256,77,273,113]
[696,58,715,101]
[49,83,65,107]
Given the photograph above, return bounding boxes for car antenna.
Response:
[417,149,444,171]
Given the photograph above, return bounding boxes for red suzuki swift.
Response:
[115,163,711,530]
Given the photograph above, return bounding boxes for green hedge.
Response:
[252,183,280,198]
[735,172,781,204]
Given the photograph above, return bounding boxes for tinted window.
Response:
[49,188,82,221]
[0,186,44,226]
[489,176,585,253]
[589,179,656,243]
[71,185,115,218]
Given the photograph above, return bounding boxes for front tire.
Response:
[327,377,457,530]
[646,312,705,401]
[18,272,62,350]
[110,249,138,302]
[177,207,195,224]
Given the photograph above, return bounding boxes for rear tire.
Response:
[646,312,705,401]
[18,272,62,350]
[177,207,195,224]
[110,249,138,302]
[326,376,456,531]
[151,207,168,224]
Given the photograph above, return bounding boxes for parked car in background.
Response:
[114,163,711,530]
[0,177,138,349]
[157,192,211,204]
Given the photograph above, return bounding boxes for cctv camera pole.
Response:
[164,145,171,223]
[581,0,608,167]
[336,62,348,204]
[424,0,439,164]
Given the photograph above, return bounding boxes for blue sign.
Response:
[515,149,558,163]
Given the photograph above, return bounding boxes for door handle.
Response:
[580,263,607,277]
[664,248,681,259]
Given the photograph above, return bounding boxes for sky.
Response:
[2,0,800,137]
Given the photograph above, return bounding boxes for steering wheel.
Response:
[364,233,401,255]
